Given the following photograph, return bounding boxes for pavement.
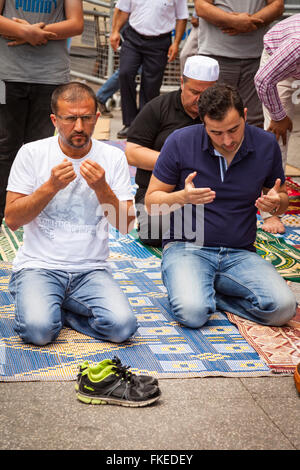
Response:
[0,97,299,454]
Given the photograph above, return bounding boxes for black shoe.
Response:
[76,363,161,407]
[75,356,158,391]
[117,126,129,139]
[97,100,113,117]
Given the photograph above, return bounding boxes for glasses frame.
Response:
[55,114,97,124]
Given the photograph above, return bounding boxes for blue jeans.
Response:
[161,243,297,328]
[9,269,138,346]
[96,70,120,104]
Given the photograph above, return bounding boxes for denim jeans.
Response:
[96,70,120,104]
[9,269,138,346]
[161,242,297,328]
[0,82,57,223]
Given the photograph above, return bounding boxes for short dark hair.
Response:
[198,84,244,122]
[51,81,97,114]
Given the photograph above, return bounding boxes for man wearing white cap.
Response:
[145,83,296,329]
[126,55,219,246]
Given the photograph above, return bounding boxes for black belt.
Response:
[129,25,171,40]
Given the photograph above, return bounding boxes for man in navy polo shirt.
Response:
[145,84,296,328]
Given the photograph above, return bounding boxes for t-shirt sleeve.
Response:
[153,133,180,186]
[263,137,286,189]
[174,0,189,19]
[109,149,134,201]
[115,0,131,13]
[7,145,35,195]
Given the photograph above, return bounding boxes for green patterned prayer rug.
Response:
[254,228,300,282]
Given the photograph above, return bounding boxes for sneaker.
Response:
[76,364,161,407]
[75,356,158,391]
[97,100,113,118]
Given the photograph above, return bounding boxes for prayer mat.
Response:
[254,228,300,282]
[0,229,271,382]
[227,308,300,373]
[286,177,300,214]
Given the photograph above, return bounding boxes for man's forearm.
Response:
[44,20,83,39]
[94,183,135,234]
[111,8,129,34]
[173,19,187,46]
[44,0,84,39]
[194,0,237,28]
[125,143,159,171]
[145,189,185,215]
[251,0,284,25]
[5,182,59,231]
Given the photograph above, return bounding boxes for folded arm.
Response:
[194,0,264,32]
[125,142,160,171]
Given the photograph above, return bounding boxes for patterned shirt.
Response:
[255,14,300,121]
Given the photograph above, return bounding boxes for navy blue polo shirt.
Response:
[153,123,285,251]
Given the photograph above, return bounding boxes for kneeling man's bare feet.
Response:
[261,215,285,234]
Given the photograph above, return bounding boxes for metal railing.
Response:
[70,1,300,89]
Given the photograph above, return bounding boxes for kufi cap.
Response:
[183,55,219,82]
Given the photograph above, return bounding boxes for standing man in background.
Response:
[255,14,300,234]
[194,0,284,128]
[110,1,188,139]
[0,0,84,229]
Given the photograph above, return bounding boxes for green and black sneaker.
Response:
[76,364,161,407]
[75,356,158,391]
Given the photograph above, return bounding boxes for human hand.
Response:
[80,159,106,191]
[221,12,264,35]
[184,172,216,205]
[191,17,199,28]
[267,116,293,146]
[110,31,120,51]
[6,18,56,46]
[48,158,76,192]
[255,178,281,213]
[167,43,179,62]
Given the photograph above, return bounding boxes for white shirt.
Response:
[116,0,188,36]
[7,136,134,272]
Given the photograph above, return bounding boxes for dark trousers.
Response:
[119,25,171,126]
[135,191,170,247]
[0,82,57,223]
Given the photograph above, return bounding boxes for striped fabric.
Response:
[255,14,300,120]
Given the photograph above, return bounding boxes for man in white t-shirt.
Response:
[4,82,137,346]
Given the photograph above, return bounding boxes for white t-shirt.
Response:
[7,136,134,272]
[116,0,188,36]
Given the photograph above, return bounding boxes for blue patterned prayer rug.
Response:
[0,228,270,382]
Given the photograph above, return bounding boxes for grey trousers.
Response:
[208,55,264,128]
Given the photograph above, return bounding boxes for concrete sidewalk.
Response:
[0,97,299,452]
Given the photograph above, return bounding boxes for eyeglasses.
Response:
[56,114,97,124]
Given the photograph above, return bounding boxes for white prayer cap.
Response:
[183,55,219,82]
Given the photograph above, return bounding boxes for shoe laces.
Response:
[111,357,136,384]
